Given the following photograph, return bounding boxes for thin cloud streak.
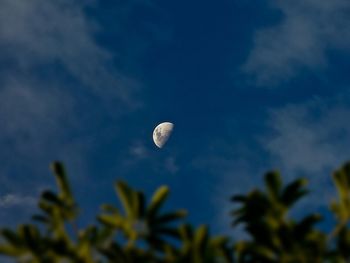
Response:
[242,0,350,85]
[0,194,36,208]
[125,140,180,175]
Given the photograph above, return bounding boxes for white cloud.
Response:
[0,0,139,155]
[259,94,350,214]
[242,0,350,85]
[0,194,36,208]
[264,96,350,176]
[129,141,150,160]
[0,0,140,105]
[0,76,74,144]
[0,0,143,212]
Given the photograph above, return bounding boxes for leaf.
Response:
[99,242,130,262]
[101,204,120,214]
[1,229,23,247]
[264,171,282,199]
[0,244,19,256]
[179,224,193,240]
[153,210,187,224]
[20,225,41,252]
[135,191,145,219]
[51,162,72,201]
[147,186,169,219]
[41,191,63,207]
[194,225,209,251]
[116,181,135,219]
[98,214,124,228]
[295,214,322,240]
[38,200,55,217]
[281,178,308,207]
[230,195,247,203]
[146,236,168,250]
[250,244,276,260]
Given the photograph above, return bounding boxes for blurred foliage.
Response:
[1,161,350,262]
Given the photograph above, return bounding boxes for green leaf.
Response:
[281,178,308,207]
[20,225,41,252]
[101,204,120,214]
[38,200,55,216]
[295,214,322,240]
[0,245,19,256]
[41,191,63,206]
[265,171,282,199]
[115,181,135,219]
[51,162,72,201]
[147,186,169,219]
[135,191,145,219]
[153,210,187,224]
[98,214,124,228]
[1,229,23,247]
[179,224,193,240]
[194,225,209,250]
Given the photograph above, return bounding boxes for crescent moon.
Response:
[153,122,174,148]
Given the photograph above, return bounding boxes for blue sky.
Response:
[0,0,350,237]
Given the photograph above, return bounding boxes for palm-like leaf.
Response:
[98,180,187,251]
[329,163,350,261]
[164,224,233,263]
[231,171,325,262]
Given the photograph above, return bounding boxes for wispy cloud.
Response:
[164,156,179,174]
[0,0,143,214]
[125,140,180,175]
[253,93,350,220]
[242,0,350,85]
[129,141,151,160]
[0,194,36,208]
[264,95,350,176]
[0,0,140,105]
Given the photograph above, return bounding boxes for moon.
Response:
[153,122,174,148]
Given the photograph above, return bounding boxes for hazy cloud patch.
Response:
[0,0,141,106]
[242,0,350,85]
[125,140,180,176]
[164,156,179,174]
[259,94,350,213]
[0,0,142,212]
[129,141,150,160]
[0,0,139,157]
[0,194,36,208]
[195,93,350,234]
[264,96,350,176]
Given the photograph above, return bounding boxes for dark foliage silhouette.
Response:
[1,161,350,262]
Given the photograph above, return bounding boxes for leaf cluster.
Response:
[2,161,350,262]
[0,162,231,263]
